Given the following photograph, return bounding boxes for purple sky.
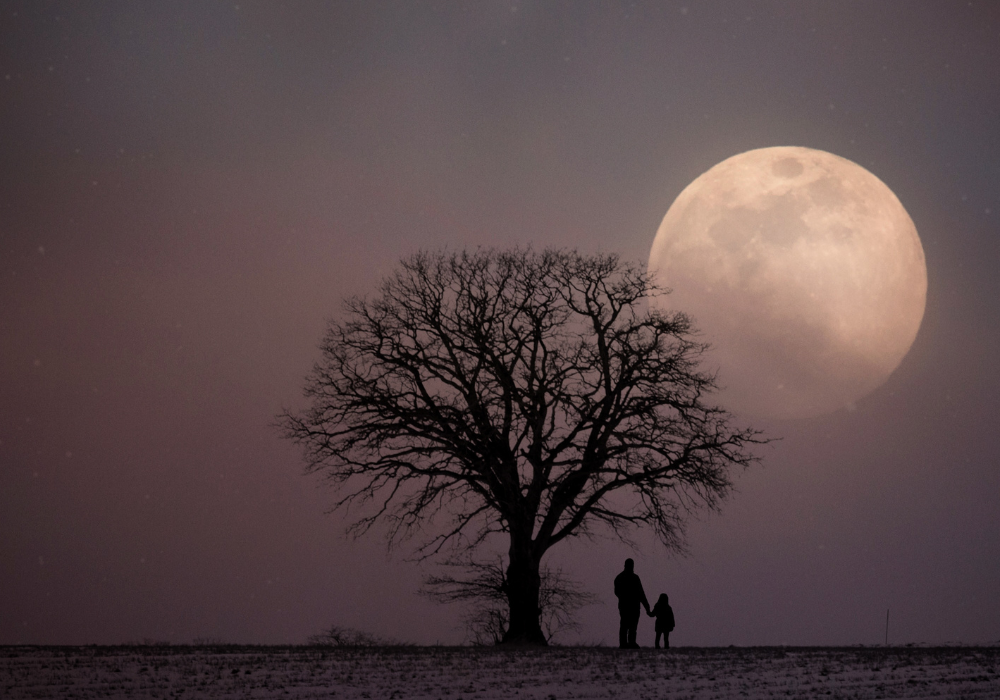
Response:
[2,1,999,646]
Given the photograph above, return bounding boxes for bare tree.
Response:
[422,557,594,645]
[280,248,764,645]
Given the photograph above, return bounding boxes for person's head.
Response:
[658,593,669,605]
[624,558,634,572]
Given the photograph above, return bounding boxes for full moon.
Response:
[648,146,927,419]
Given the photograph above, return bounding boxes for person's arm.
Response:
[638,579,650,613]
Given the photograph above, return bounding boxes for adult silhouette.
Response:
[613,558,650,648]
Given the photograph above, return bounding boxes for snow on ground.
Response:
[3,645,1000,699]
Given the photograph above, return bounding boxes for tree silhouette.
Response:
[280,248,764,645]
[422,556,594,645]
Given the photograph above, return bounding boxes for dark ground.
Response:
[3,644,1000,699]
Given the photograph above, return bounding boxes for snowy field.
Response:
[4,645,1000,699]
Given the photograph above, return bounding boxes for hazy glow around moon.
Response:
[648,147,927,419]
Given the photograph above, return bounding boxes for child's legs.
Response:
[664,632,670,649]
[654,630,662,648]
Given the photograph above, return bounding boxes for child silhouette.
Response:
[648,593,675,649]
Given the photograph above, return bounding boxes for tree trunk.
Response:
[501,537,547,645]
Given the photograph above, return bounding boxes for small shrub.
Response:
[307,625,399,647]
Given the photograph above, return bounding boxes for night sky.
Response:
[2,1,999,647]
